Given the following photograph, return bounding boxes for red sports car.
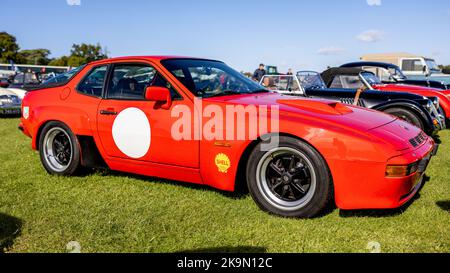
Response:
[373,83,450,123]
[19,56,438,218]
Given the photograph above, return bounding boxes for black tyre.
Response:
[38,121,82,176]
[383,107,424,130]
[246,136,333,218]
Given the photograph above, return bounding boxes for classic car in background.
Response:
[6,87,27,99]
[260,71,444,135]
[19,56,438,218]
[40,66,84,86]
[341,62,450,90]
[0,87,22,116]
[329,66,450,126]
[0,77,10,88]
[0,69,15,88]
[360,53,450,83]
[7,71,42,91]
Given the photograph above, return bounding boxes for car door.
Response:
[96,62,199,168]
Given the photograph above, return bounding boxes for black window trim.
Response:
[75,64,110,99]
[103,61,183,102]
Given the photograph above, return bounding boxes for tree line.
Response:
[0,32,108,67]
[438,65,450,74]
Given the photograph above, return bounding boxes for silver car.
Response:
[0,88,22,116]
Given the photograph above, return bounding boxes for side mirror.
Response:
[145,86,172,110]
[423,65,430,77]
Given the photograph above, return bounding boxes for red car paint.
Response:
[20,56,435,210]
[373,83,450,118]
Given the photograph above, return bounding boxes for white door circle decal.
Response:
[112,107,151,159]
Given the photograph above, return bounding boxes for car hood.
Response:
[204,92,396,132]
[0,87,19,96]
[6,88,27,99]
[374,84,450,102]
[374,83,447,93]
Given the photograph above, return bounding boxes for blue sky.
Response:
[3,0,450,72]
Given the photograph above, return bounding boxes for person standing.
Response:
[252,63,266,82]
[286,68,294,89]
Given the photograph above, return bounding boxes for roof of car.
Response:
[341,61,400,69]
[321,67,364,86]
[89,56,220,65]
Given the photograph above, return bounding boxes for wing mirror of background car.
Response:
[145,86,172,110]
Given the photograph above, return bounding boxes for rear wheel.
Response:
[246,136,333,218]
[383,107,424,130]
[38,121,82,175]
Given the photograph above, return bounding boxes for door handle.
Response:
[100,109,118,115]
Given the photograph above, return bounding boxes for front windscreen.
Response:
[161,59,268,98]
[296,71,327,89]
[425,59,441,72]
[361,72,382,85]
[388,67,407,80]
[261,75,301,92]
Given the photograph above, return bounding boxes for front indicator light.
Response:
[386,162,419,177]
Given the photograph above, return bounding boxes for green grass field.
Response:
[0,117,449,253]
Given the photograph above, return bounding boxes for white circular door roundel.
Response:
[112,107,151,159]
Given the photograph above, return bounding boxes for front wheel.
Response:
[38,121,82,175]
[246,136,333,218]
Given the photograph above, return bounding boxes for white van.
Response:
[361,53,448,81]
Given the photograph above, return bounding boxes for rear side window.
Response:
[329,76,343,88]
[332,75,364,89]
[402,59,423,72]
[77,65,107,97]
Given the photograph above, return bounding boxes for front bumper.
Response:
[397,144,437,205]
[333,138,436,210]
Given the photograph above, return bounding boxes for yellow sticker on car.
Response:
[215,153,231,173]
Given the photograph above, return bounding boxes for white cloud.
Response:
[67,0,81,6]
[356,30,384,42]
[317,47,345,56]
[367,0,382,6]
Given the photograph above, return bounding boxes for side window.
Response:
[107,64,182,100]
[329,76,343,88]
[340,76,364,89]
[402,59,423,72]
[380,69,391,82]
[77,66,107,97]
